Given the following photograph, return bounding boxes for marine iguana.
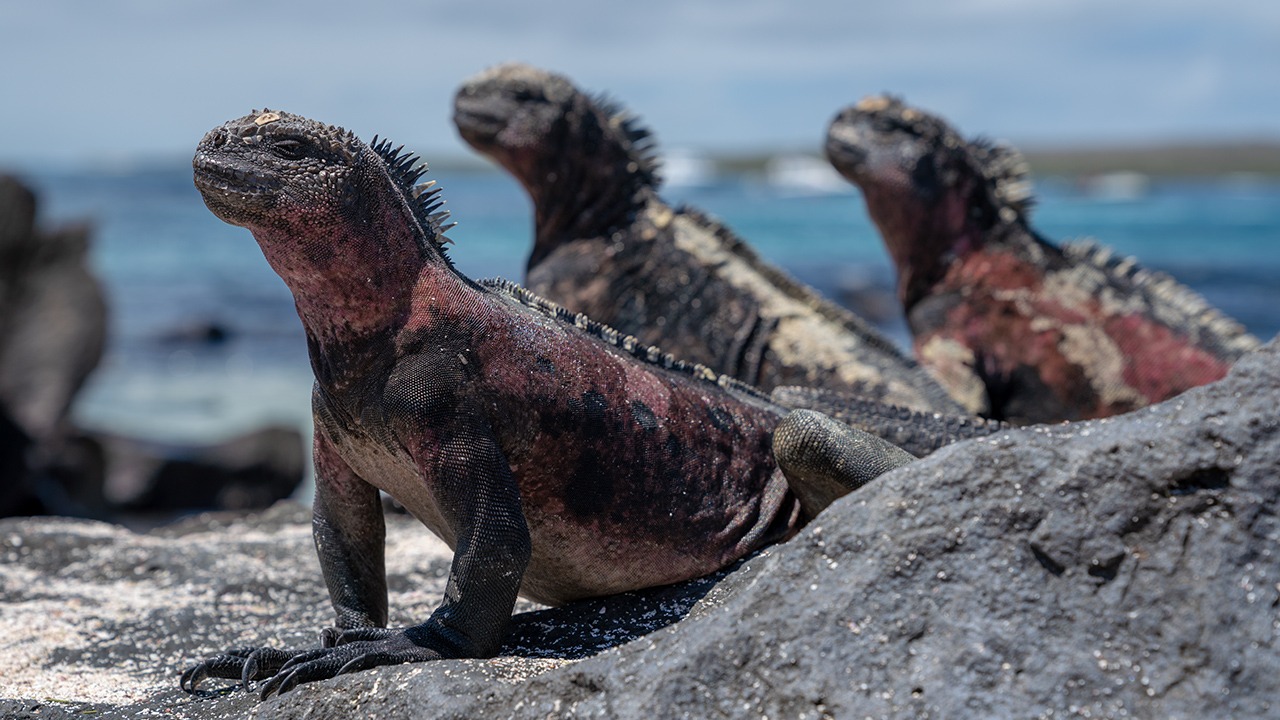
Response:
[825,95,1261,424]
[0,174,108,517]
[0,222,107,450]
[453,63,964,415]
[180,109,921,698]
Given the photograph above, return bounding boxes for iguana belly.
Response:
[328,419,797,607]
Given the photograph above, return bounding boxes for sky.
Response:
[1,0,1277,167]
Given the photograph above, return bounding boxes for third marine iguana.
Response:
[180,109,956,698]
[452,63,964,415]
[826,95,1260,424]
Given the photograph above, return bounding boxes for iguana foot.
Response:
[180,627,447,698]
[179,645,295,693]
[255,630,446,699]
[773,409,916,519]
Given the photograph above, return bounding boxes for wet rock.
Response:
[155,319,234,346]
[2,340,1277,719]
[101,425,306,516]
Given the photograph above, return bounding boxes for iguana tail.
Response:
[771,386,1008,458]
[772,409,915,520]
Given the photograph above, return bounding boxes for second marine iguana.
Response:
[452,63,964,415]
[181,109,927,698]
[826,95,1260,424]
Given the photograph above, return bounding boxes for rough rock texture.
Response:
[0,503,481,717]
[4,340,1278,718]
[0,500,751,718]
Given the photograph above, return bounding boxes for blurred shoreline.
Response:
[21,138,1279,182]
[422,139,1280,179]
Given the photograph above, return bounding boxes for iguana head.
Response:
[452,62,659,211]
[453,63,662,266]
[194,109,453,264]
[453,63,577,170]
[826,96,1033,307]
[193,110,455,344]
[194,111,362,231]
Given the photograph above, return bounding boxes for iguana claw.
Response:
[255,632,444,699]
[179,645,291,693]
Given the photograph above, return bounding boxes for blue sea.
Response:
[18,163,1280,445]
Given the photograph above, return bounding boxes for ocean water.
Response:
[17,163,1280,444]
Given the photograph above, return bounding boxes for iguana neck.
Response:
[525,106,652,269]
[251,216,427,390]
[865,182,987,313]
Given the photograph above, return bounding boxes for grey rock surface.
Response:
[0,501,744,719]
[3,340,1278,719]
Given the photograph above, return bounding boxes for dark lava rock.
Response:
[3,340,1278,719]
[102,425,306,516]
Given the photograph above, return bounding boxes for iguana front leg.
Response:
[180,428,387,694]
[182,418,531,698]
[772,409,916,520]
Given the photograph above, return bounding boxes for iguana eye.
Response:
[273,138,308,160]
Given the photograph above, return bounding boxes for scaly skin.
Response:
[826,95,1260,424]
[181,109,917,698]
[770,385,1007,459]
[453,63,964,415]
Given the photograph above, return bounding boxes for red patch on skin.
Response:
[936,253,1070,388]
[405,289,798,601]
[948,250,1043,293]
[1105,314,1232,401]
[918,249,1236,421]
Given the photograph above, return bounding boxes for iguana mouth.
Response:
[827,119,895,191]
[452,99,507,139]
[824,125,869,175]
[192,151,280,197]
